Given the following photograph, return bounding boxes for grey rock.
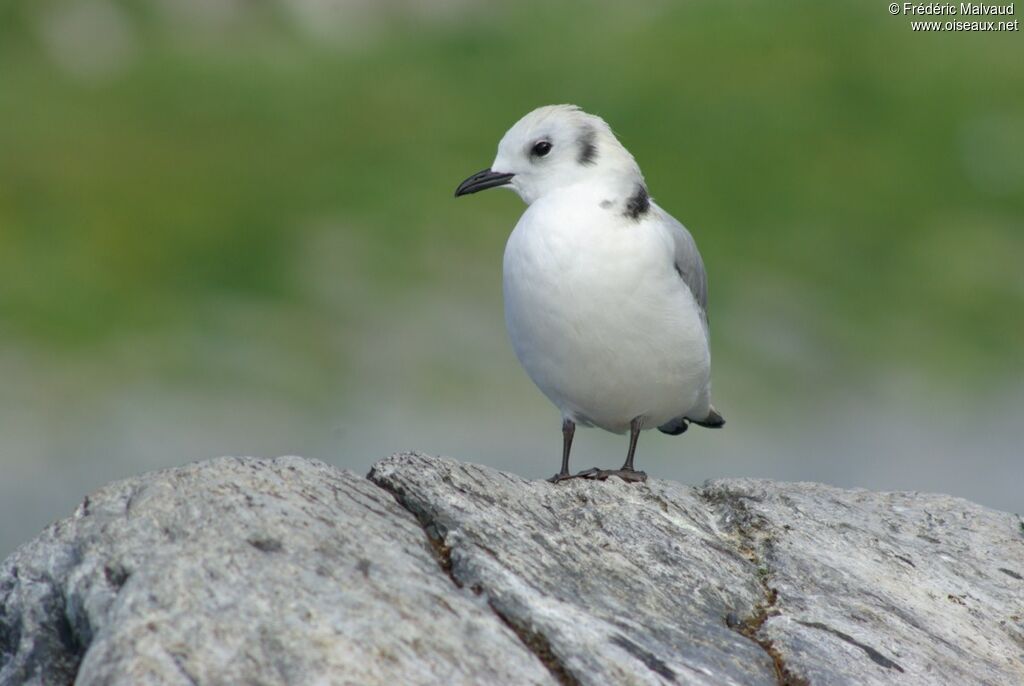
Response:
[2,452,1023,685]
[700,479,1024,686]
[0,456,555,686]
[368,454,776,685]
[369,454,1024,686]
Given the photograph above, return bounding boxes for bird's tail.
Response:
[691,406,725,429]
[658,406,725,436]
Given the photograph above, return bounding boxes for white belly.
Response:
[502,197,711,434]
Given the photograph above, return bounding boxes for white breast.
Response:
[502,187,711,434]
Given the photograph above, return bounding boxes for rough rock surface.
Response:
[2,453,1023,685]
[0,457,554,686]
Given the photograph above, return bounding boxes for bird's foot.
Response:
[572,467,648,483]
[548,468,648,483]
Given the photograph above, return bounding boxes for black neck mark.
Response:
[577,126,598,166]
[623,184,650,220]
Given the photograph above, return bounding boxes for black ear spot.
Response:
[577,126,598,166]
[531,140,552,158]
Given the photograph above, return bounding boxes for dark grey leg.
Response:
[547,419,576,483]
[602,417,647,481]
[574,417,648,483]
[622,418,641,471]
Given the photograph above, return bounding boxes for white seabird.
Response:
[456,104,724,482]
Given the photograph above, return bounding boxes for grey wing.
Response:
[665,213,709,328]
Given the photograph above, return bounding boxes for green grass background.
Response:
[0,0,1021,554]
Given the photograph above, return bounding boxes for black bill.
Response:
[454,168,515,197]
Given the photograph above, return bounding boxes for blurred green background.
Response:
[1,0,1022,556]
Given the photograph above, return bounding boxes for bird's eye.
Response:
[531,141,552,157]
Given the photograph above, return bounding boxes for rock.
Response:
[700,479,1024,685]
[368,454,776,685]
[2,453,1023,685]
[0,457,555,686]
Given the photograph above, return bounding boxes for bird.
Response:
[455,105,724,483]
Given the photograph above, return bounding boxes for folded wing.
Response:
[665,213,709,331]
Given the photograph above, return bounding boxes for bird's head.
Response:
[455,105,643,205]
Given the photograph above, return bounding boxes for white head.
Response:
[455,105,646,206]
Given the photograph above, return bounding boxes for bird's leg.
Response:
[575,417,648,483]
[547,419,576,482]
[623,417,642,471]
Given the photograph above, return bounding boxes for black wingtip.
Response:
[692,407,725,429]
[657,417,689,435]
